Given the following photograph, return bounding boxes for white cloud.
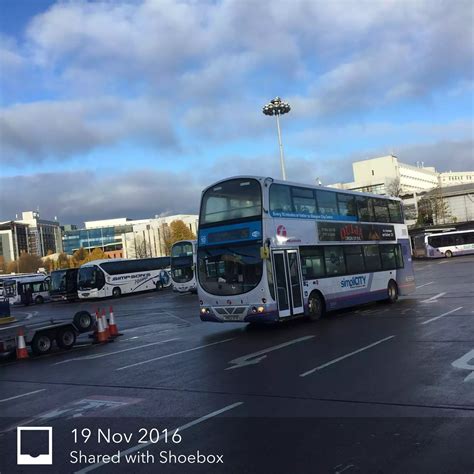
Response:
[0,97,177,162]
[0,0,471,165]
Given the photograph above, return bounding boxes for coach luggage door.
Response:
[272,249,304,318]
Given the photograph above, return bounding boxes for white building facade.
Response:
[329,155,439,195]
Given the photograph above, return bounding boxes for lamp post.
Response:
[262,96,291,180]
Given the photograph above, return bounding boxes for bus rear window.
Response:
[201,179,262,225]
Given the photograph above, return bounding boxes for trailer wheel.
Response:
[73,311,94,333]
[56,328,76,350]
[31,333,53,355]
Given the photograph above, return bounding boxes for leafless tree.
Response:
[385,177,403,197]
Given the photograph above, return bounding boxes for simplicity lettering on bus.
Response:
[318,223,395,242]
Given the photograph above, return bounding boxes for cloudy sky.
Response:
[1,0,472,225]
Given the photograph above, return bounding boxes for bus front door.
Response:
[272,249,304,318]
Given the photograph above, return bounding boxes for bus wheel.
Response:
[387,280,398,303]
[35,295,44,304]
[31,333,53,355]
[308,292,324,321]
[445,250,453,258]
[112,287,121,298]
[56,328,76,350]
[156,281,163,291]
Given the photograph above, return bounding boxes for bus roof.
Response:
[3,274,48,283]
[80,259,127,267]
[201,175,403,201]
[172,239,197,246]
[80,257,171,268]
[426,229,473,236]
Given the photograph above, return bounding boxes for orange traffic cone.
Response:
[101,309,110,339]
[94,312,108,344]
[16,328,29,359]
[90,310,100,340]
[108,306,119,337]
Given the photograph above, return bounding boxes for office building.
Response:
[0,221,30,266]
[62,214,199,258]
[16,211,63,257]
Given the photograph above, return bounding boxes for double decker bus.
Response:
[49,268,79,302]
[197,176,415,323]
[170,240,197,293]
[78,257,171,299]
[413,230,474,258]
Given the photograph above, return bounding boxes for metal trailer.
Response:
[0,311,95,356]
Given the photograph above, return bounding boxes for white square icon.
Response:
[17,426,53,465]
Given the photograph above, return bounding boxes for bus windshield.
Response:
[171,242,193,257]
[172,265,194,283]
[78,266,105,290]
[50,270,67,292]
[197,242,262,296]
[200,178,262,225]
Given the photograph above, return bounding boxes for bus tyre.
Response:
[308,292,324,321]
[31,333,53,356]
[73,311,94,333]
[112,287,121,298]
[387,280,398,303]
[445,250,453,258]
[35,295,44,304]
[56,328,76,350]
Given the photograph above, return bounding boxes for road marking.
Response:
[76,402,243,473]
[161,310,191,325]
[300,336,395,377]
[52,338,179,365]
[421,292,446,303]
[116,338,236,371]
[452,349,474,382]
[335,464,355,474]
[226,336,315,370]
[420,307,463,325]
[0,389,45,403]
[416,281,434,289]
[437,260,450,264]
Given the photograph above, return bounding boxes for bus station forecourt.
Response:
[0,176,473,473]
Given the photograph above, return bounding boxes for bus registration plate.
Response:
[222,314,242,321]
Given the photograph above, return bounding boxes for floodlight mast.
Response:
[262,97,291,181]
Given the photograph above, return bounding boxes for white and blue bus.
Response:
[170,240,197,294]
[413,230,474,258]
[78,257,171,299]
[197,176,415,323]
